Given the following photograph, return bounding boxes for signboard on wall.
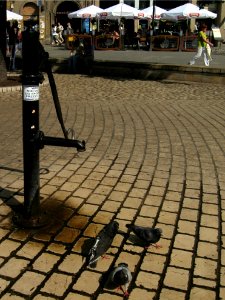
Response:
[39,15,45,40]
[212,27,223,40]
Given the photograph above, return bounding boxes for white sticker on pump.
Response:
[23,85,39,101]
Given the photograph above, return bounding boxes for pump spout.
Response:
[38,132,86,152]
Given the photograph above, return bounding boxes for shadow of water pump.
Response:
[13,28,86,229]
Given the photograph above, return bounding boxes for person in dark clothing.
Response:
[8,21,19,70]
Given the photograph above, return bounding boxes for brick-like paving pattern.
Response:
[0,74,224,299]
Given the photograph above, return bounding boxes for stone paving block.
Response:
[129,188,146,198]
[202,193,218,204]
[83,223,104,238]
[180,208,198,222]
[158,211,177,225]
[94,185,113,196]
[141,253,166,273]
[109,191,127,202]
[116,207,137,221]
[41,184,58,195]
[200,214,218,228]
[166,191,182,201]
[16,241,45,259]
[11,271,45,295]
[58,253,84,274]
[174,233,195,251]
[86,194,106,205]
[220,288,225,300]
[81,179,99,189]
[183,198,199,209]
[139,205,159,218]
[159,288,186,300]
[33,295,56,299]
[46,243,67,255]
[73,188,93,199]
[129,288,155,299]
[101,177,118,186]
[149,186,166,197]
[0,257,29,278]
[0,239,21,257]
[101,200,121,212]
[170,249,193,269]
[193,277,216,288]
[65,293,91,300]
[194,257,217,279]
[48,176,68,186]
[136,271,161,290]
[41,272,73,297]
[32,252,60,273]
[1,294,25,300]
[93,211,115,224]
[178,220,197,235]
[197,241,218,260]
[120,175,136,183]
[134,180,150,189]
[189,287,216,299]
[202,203,218,215]
[144,195,163,206]
[62,196,85,209]
[0,277,10,293]
[114,182,132,192]
[54,227,80,243]
[78,204,99,216]
[68,215,89,229]
[161,200,180,213]
[123,197,142,209]
[164,267,189,290]
[199,227,218,243]
[51,190,71,201]
[73,270,101,294]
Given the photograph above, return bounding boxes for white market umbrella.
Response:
[141,6,167,20]
[197,9,217,19]
[68,5,104,19]
[161,3,200,21]
[7,10,23,21]
[98,3,143,19]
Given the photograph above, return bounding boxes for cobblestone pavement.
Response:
[0,74,225,300]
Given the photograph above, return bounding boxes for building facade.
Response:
[7,0,225,41]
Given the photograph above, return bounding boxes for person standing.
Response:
[57,22,64,44]
[189,24,214,67]
[8,21,19,70]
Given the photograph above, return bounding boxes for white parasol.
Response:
[197,9,217,19]
[68,5,104,19]
[98,3,143,19]
[161,3,200,21]
[140,6,167,20]
[7,10,23,21]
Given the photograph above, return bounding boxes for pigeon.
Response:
[126,224,162,248]
[107,263,132,297]
[87,221,119,266]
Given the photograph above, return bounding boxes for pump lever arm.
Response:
[38,131,85,152]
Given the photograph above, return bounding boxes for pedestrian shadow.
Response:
[0,187,24,212]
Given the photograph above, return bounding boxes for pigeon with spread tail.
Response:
[87,221,119,266]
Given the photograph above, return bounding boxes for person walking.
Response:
[8,21,19,70]
[189,24,214,67]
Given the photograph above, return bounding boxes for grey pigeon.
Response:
[126,224,162,248]
[109,263,132,296]
[87,221,119,266]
